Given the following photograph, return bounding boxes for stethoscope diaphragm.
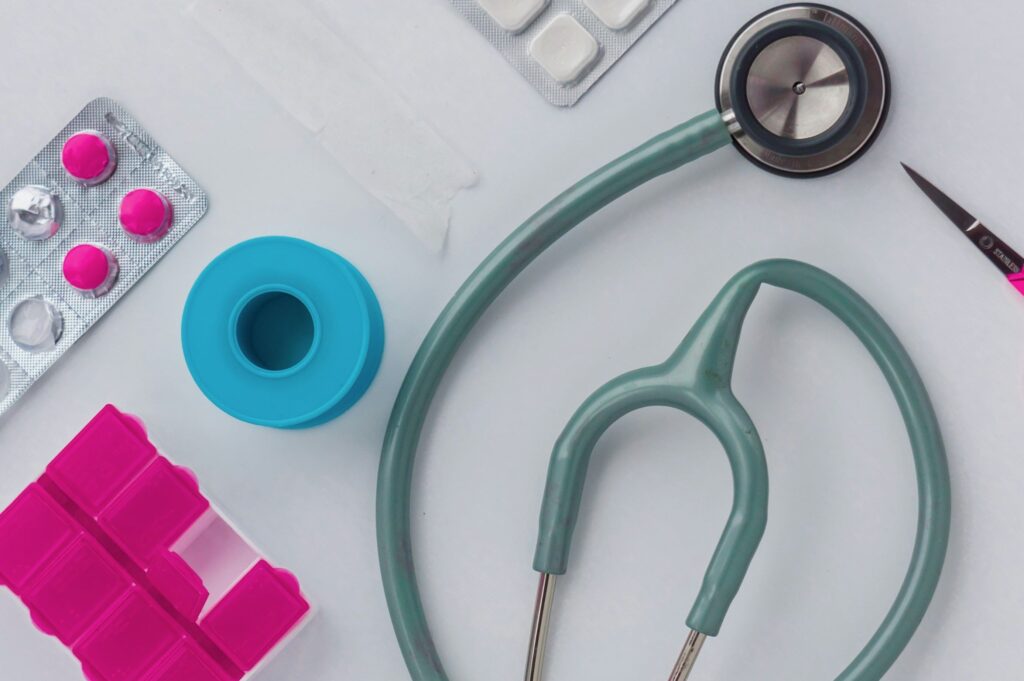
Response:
[716,3,890,177]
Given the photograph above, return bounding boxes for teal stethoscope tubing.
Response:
[376,110,951,680]
[534,258,951,677]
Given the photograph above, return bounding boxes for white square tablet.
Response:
[529,14,600,85]
[477,0,549,33]
[583,0,652,30]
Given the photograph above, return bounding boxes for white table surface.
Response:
[2,0,1022,679]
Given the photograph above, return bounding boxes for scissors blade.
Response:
[901,163,978,233]
[902,163,1024,289]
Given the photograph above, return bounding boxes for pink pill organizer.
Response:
[0,405,310,681]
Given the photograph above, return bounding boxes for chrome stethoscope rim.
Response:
[716,3,891,178]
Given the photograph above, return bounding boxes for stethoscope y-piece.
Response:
[525,259,951,681]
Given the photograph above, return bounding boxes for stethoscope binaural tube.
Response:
[527,260,951,681]
[377,5,911,681]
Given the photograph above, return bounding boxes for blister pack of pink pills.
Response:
[0,98,208,418]
[0,405,311,681]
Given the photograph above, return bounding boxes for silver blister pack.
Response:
[0,97,208,418]
[450,0,680,106]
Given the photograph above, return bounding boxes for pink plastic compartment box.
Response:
[0,405,310,681]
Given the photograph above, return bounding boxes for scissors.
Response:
[902,164,1024,295]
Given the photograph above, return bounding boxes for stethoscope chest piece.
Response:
[717,3,890,177]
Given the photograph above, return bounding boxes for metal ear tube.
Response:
[526,582,706,681]
[668,631,707,681]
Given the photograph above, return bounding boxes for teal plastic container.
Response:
[182,237,384,429]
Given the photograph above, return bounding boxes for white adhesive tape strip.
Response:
[187,0,478,252]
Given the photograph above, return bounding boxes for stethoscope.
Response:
[376,5,950,681]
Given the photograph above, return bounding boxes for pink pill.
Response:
[119,188,173,243]
[61,131,117,186]
[63,244,119,298]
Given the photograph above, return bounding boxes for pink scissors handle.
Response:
[1008,272,1024,297]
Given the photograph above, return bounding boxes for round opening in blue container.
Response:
[231,285,320,377]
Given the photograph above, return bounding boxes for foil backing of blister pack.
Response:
[450,0,680,106]
[0,97,208,418]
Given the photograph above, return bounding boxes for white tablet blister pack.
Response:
[451,0,680,106]
[0,98,208,418]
